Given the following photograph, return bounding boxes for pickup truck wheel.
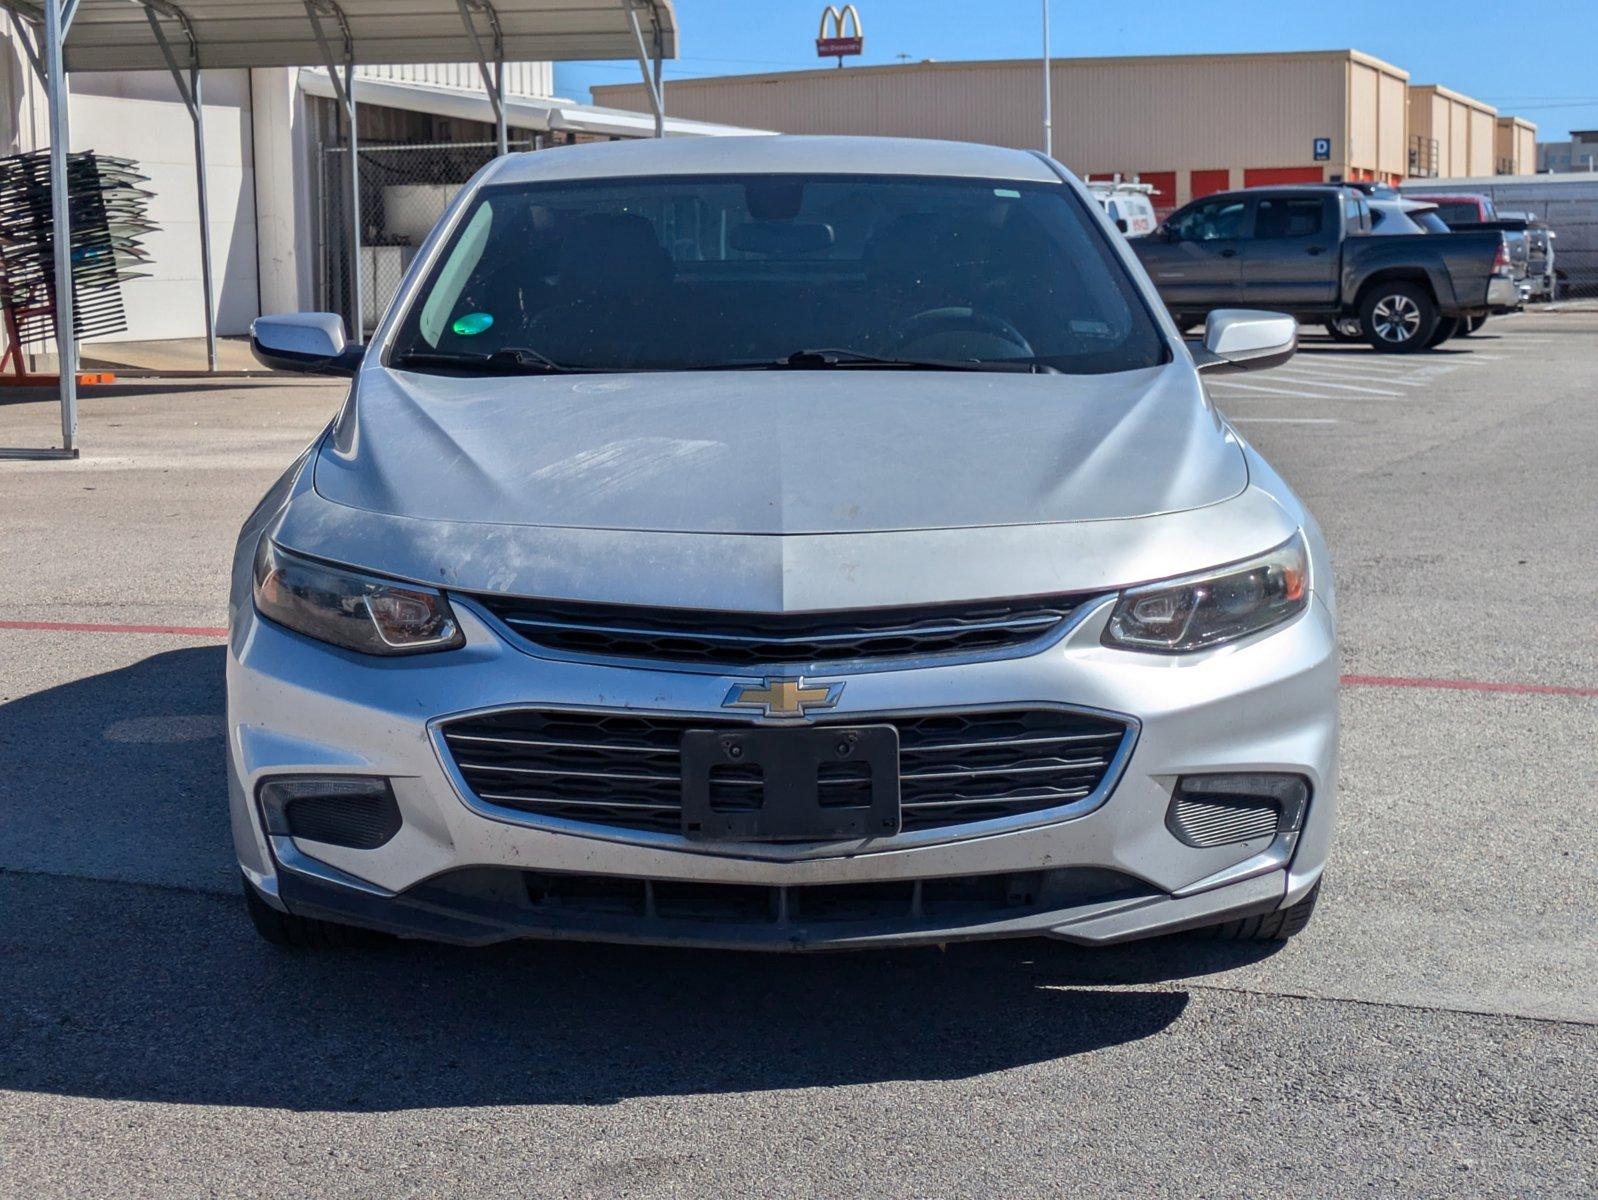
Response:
[1360,283,1437,353]
[1324,318,1364,343]
[1425,316,1462,348]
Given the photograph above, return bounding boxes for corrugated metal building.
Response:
[1407,83,1498,179]
[596,50,1534,213]
[1495,116,1537,175]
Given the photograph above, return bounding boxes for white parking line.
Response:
[1206,379,1340,400]
[1279,367,1432,387]
[1258,373,1401,397]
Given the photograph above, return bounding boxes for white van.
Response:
[1086,178,1158,238]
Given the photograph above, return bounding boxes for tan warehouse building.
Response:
[596,50,1532,213]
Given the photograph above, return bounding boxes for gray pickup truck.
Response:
[1133,186,1512,352]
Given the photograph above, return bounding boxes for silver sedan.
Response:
[233,135,1337,952]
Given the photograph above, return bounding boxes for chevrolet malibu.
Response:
[235,135,1336,951]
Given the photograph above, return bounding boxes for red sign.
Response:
[817,35,864,56]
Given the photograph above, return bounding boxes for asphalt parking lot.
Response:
[2,309,1594,1197]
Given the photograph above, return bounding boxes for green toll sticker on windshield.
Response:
[993,188,1021,198]
[452,311,494,336]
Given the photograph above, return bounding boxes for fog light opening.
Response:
[257,776,402,850]
[1166,773,1310,849]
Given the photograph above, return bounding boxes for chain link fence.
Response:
[318,139,537,335]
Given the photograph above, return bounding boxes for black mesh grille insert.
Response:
[440,708,1130,836]
[283,790,402,849]
[470,594,1094,667]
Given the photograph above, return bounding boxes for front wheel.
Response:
[1360,282,1438,353]
[1201,880,1321,942]
[243,873,386,948]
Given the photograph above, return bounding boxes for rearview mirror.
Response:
[1189,309,1296,374]
[251,313,364,376]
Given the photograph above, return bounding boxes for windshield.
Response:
[387,173,1167,375]
[1411,209,1451,234]
[1428,200,1486,225]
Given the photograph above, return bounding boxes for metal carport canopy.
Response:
[8,0,677,70]
[0,0,675,459]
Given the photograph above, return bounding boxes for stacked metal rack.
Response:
[0,148,156,383]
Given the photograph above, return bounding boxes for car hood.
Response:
[313,363,1245,535]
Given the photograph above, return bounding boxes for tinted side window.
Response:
[1170,198,1246,240]
[1254,197,1326,239]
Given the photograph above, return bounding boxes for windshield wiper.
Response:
[773,348,1050,373]
[391,346,592,375]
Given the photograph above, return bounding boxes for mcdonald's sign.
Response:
[816,4,864,61]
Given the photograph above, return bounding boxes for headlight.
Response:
[253,539,463,655]
[1103,532,1309,653]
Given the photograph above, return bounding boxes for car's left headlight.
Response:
[253,538,464,655]
[1102,532,1310,653]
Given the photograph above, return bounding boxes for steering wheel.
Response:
[887,306,1035,357]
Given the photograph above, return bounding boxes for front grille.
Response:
[440,708,1130,836]
[470,594,1093,667]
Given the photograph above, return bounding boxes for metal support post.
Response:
[626,3,665,139]
[44,0,76,453]
[1041,0,1052,157]
[143,2,217,371]
[455,0,507,156]
[305,0,362,340]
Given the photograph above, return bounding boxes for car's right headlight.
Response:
[253,538,463,656]
[1102,532,1310,653]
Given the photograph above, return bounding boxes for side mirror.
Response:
[251,313,364,376]
[1157,224,1176,243]
[1115,217,1130,234]
[1189,309,1296,374]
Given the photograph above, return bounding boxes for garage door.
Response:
[1243,167,1326,187]
[1190,169,1231,199]
[1138,171,1177,215]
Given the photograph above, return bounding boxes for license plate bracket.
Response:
[680,724,901,842]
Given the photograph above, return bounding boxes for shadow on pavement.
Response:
[0,648,1282,1112]
[0,646,232,891]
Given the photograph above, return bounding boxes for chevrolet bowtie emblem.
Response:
[723,677,844,719]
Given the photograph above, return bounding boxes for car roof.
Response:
[483,135,1063,186]
[1403,193,1490,203]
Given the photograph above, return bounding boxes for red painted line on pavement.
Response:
[1,620,1592,697]
[1340,674,1598,698]
[0,619,228,638]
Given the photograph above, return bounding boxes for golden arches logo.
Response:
[816,4,864,59]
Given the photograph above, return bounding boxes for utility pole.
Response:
[1041,0,1052,157]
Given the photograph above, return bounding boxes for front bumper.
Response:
[230,594,1338,950]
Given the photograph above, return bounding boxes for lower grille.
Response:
[439,707,1131,837]
[470,594,1093,668]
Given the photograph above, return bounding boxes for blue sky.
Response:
[555,0,1597,142]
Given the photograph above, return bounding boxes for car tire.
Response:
[1324,318,1364,343]
[243,873,385,948]
[1463,315,1489,336]
[1200,880,1321,942]
[1360,282,1438,353]
[1425,315,1462,348]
